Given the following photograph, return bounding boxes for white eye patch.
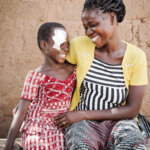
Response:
[52,29,67,51]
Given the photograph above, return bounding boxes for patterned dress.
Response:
[20,70,76,150]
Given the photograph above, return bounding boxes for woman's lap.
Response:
[65,119,147,150]
[108,118,147,150]
[65,120,117,150]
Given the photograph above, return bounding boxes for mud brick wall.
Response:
[0,0,150,137]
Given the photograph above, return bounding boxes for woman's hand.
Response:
[54,85,146,131]
[53,110,86,130]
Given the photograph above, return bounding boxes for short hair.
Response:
[37,22,65,50]
[83,0,126,23]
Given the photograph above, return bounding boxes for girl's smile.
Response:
[42,27,70,64]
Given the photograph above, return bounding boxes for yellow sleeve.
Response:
[130,52,148,85]
[66,38,77,65]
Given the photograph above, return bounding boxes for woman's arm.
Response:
[4,99,31,150]
[54,85,146,129]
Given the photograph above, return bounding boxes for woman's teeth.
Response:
[92,36,99,42]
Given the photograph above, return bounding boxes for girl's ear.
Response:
[40,40,48,53]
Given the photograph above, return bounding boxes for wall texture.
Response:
[0,0,150,137]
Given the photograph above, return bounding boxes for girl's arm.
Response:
[4,99,31,150]
[54,85,146,129]
[12,104,19,117]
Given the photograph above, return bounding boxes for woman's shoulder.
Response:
[70,36,95,53]
[124,41,146,56]
[70,36,93,45]
[123,41,146,64]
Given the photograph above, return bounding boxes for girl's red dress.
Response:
[20,70,76,150]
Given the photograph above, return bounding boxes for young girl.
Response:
[4,22,76,150]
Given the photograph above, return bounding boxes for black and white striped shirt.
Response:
[76,58,127,110]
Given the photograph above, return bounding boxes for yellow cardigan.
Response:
[66,36,148,111]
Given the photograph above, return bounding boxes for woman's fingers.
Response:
[55,120,70,129]
[54,113,65,120]
[54,117,65,125]
[61,122,70,130]
[53,114,71,129]
[53,112,73,129]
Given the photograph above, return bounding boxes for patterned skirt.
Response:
[65,118,147,150]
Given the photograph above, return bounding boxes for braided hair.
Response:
[83,0,126,23]
[37,22,65,50]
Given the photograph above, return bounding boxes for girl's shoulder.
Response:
[34,66,43,73]
[25,69,46,84]
[33,66,49,77]
[64,61,75,71]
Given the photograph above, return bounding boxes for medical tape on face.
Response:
[52,29,67,51]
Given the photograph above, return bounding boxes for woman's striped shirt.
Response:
[75,58,127,110]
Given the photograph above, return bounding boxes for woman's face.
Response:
[46,28,70,64]
[81,9,115,48]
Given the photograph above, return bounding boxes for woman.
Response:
[54,0,148,149]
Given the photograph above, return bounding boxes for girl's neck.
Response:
[43,57,65,71]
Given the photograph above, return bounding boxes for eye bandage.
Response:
[52,29,67,51]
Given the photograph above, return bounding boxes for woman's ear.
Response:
[110,12,116,25]
[40,40,48,53]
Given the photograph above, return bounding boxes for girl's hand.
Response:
[12,104,19,117]
[4,99,30,150]
[53,111,86,130]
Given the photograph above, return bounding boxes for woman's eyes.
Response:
[83,25,88,30]
[90,24,97,27]
[84,24,97,30]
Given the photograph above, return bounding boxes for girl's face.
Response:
[81,9,115,48]
[46,28,69,64]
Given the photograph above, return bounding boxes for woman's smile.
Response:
[92,35,99,42]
